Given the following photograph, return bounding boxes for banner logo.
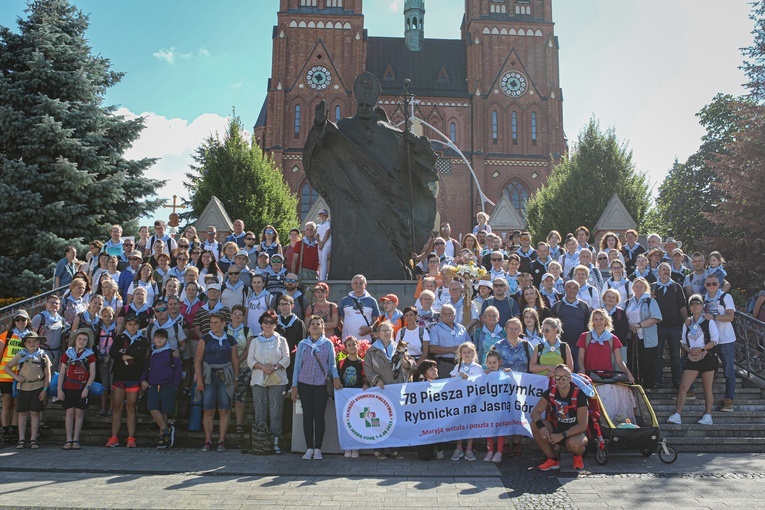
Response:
[343,392,396,444]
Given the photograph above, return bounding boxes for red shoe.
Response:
[126,436,137,448]
[538,458,560,471]
[572,455,584,470]
[105,436,119,448]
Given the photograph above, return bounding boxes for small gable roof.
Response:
[488,194,526,231]
[303,196,329,230]
[594,194,637,233]
[194,196,234,233]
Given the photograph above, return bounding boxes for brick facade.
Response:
[254,0,566,236]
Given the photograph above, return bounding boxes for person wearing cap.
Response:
[230,250,252,288]
[58,329,97,449]
[701,273,736,412]
[225,219,247,248]
[118,250,144,300]
[539,273,562,308]
[201,226,221,261]
[4,332,51,449]
[668,294,720,426]
[264,253,288,295]
[668,248,691,285]
[376,294,404,334]
[339,275,380,341]
[661,237,692,267]
[107,314,150,448]
[193,283,231,340]
[316,209,332,281]
[280,273,304,318]
[0,309,33,443]
[54,246,78,289]
[252,250,271,276]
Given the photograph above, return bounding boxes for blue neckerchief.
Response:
[261,241,279,251]
[257,333,278,343]
[100,322,116,334]
[299,335,329,354]
[549,246,562,259]
[202,300,224,313]
[704,290,722,305]
[125,330,143,345]
[437,321,460,336]
[169,266,187,279]
[689,315,705,330]
[589,328,613,346]
[12,328,29,337]
[18,349,45,365]
[82,310,99,326]
[182,297,199,310]
[541,338,562,355]
[250,289,271,301]
[564,252,578,263]
[155,267,169,279]
[65,346,94,361]
[151,343,172,356]
[655,278,672,295]
[554,278,565,294]
[384,309,403,324]
[482,324,503,338]
[608,277,628,290]
[246,246,259,256]
[562,298,580,308]
[624,243,640,257]
[706,266,727,279]
[103,296,119,310]
[278,314,297,329]
[208,331,228,347]
[372,339,394,360]
[227,323,245,336]
[130,302,149,315]
[633,268,650,279]
[540,288,558,305]
[219,256,234,265]
[302,237,318,248]
[536,257,550,270]
[516,247,536,259]
[225,280,244,292]
[41,310,62,324]
[154,318,175,330]
[525,328,542,341]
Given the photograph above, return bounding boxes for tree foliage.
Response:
[655,94,738,251]
[525,119,652,242]
[183,113,299,239]
[0,0,163,297]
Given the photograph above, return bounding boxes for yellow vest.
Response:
[0,330,24,382]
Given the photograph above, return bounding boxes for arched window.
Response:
[491,110,498,143]
[335,105,342,122]
[511,111,518,144]
[503,180,529,217]
[449,122,457,143]
[301,182,319,220]
[294,105,301,138]
[531,112,537,144]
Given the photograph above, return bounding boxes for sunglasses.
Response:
[191,251,201,255]
[434,242,445,245]
[245,237,255,241]
[286,278,298,283]
[491,258,503,262]
[598,257,607,260]
[554,375,570,381]
[265,230,275,234]
[493,284,506,287]
[123,244,134,247]
[14,317,27,322]
[262,320,277,325]
[228,271,240,275]
[705,282,719,287]
[155,307,168,313]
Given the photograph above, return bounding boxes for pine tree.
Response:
[183,113,299,241]
[524,119,652,242]
[0,0,163,297]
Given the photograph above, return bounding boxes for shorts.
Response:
[147,385,178,414]
[234,367,252,404]
[17,388,45,413]
[0,382,13,395]
[203,375,231,411]
[112,380,141,392]
[684,351,718,373]
[63,388,89,410]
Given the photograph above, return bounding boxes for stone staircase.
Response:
[647,367,765,453]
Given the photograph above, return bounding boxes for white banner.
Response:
[334,370,549,450]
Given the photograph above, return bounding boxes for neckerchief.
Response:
[624,243,640,258]
[300,335,329,355]
[589,328,613,346]
[516,247,536,259]
[540,288,558,306]
[633,268,650,279]
[202,300,224,313]
[554,277,565,294]
[41,310,62,324]
[562,298,580,308]
[704,290,723,307]
[103,295,119,310]
[261,241,278,252]
[82,310,99,326]
[207,330,229,347]
[154,318,175,331]
[225,280,244,292]
[655,278,672,295]
[608,277,628,291]
[257,333,277,344]
[302,237,318,248]
[18,349,45,367]
[130,302,150,315]
[151,343,172,356]
[227,323,245,337]
[12,328,29,338]
[125,330,143,345]
[372,338,393,360]
[541,338,562,355]
[65,346,93,362]
[182,297,200,312]
[278,314,297,329]
[384,309,403,324]
[482,324,503,339]
[437,321,460,337]
[155,267,169,279]
[219,256,234,266]
[525,328,542,342]
[535,257,550,271]
[706,266,727,279]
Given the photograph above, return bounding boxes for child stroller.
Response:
[587,377,677,465]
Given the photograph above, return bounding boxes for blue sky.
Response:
[0,0,754,222]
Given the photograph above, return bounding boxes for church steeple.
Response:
[404,0,425,52]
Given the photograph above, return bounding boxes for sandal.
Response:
[30,440,39,449]
[71,441,81,450]
[16,439,25,449]
[236,425,244,434]
[63,441,73,450]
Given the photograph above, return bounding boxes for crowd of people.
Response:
[0,214,744,471]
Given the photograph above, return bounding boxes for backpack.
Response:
[398,326,425,345]
[534,341,569,364]
[65,351,91,387]
[547,384,584,428]
[18,351,49,383]
[145,321,181,347]
[746,294,759,315]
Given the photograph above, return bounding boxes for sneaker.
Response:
[157,436,167,449]
[373,450,387,460]
[572,455,584,470]
[484,451,495,462]
[344,450,352,458]
[126,437,137,448]
[168,425,175,448]
[697,414,714,425]
[538,458,560,471]
[451,449,464,461]
[302,448,314,460]
[667,413,682,424]
[313,448,323,460]
[465,450,477,462]
[491,452,503,464]
[201,441,212,452]
[720,398,734,412]
[351,450,360,458]
[216,442,226,452]
[274,444,282,455]
[512,443,522,457]
[435,448,444,460]
[105,436,119,448]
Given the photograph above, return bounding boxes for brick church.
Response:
[253,0,566,236]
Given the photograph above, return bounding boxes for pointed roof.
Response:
[488,194,526,231]
[594,194,637,233]
[194,196,234,233]
[303,196,329,229]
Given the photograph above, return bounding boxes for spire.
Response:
[404,0,425,52]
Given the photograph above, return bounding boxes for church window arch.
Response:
[502,179,530,217]
[294,104,302,138]
[335,105,342,122]
[300,181,320,220]
[449,122,457,143]
[289,20,297,27]
[317,21,325,28]
[511,111,518,144]
[298,21,307,28]
[491,110,499,143]
[531,111,537,144]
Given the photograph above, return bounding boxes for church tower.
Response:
[404,0,425,52]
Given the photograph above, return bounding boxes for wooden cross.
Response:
[164,195,186,214]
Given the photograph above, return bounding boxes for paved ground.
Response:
[1,447,765,509]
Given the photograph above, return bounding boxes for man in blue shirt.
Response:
[428,304,471,379]
[54,246,77,289]
[480,277,520,326]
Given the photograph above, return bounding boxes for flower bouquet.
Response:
[332,335,371,362]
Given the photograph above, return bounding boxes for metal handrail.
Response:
[733,310,765,388]
[0,286,68,335]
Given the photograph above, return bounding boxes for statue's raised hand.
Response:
[315,99,328,127]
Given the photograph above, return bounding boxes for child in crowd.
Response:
[58,329,97,450]
[706,251,727,286]
[339,336,368,459]
[107,314,149,448]
[416,360,444,461]
[548,261,565,294]
[505,254,521,295]
[4,333,51,449]
[96,306,117,416]
[141,328,183,448]
[450,342,483,461]
[483,350,506,463]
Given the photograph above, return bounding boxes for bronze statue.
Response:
[303,72,439,280]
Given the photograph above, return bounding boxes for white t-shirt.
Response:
[450,361,483,378]
[316,220,332,244]
[127,280,158,307]
[398,327,431,357]
[704,292,736,345]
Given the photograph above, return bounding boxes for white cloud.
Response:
[115,108,232,222]
[389,0,403,12]
[152,47,176,64]
[231,81,244,89]
[198,47,210,57]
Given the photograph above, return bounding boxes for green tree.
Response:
[655,94,738,251]
[184,113,299,241]
[0,0,163,298]
[525,119,652,242]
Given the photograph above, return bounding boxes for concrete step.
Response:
[664,437,765,453]
[653,404,765,412]
[661,423,765,437]
[645,386,761,395]
[655,414,765,424]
